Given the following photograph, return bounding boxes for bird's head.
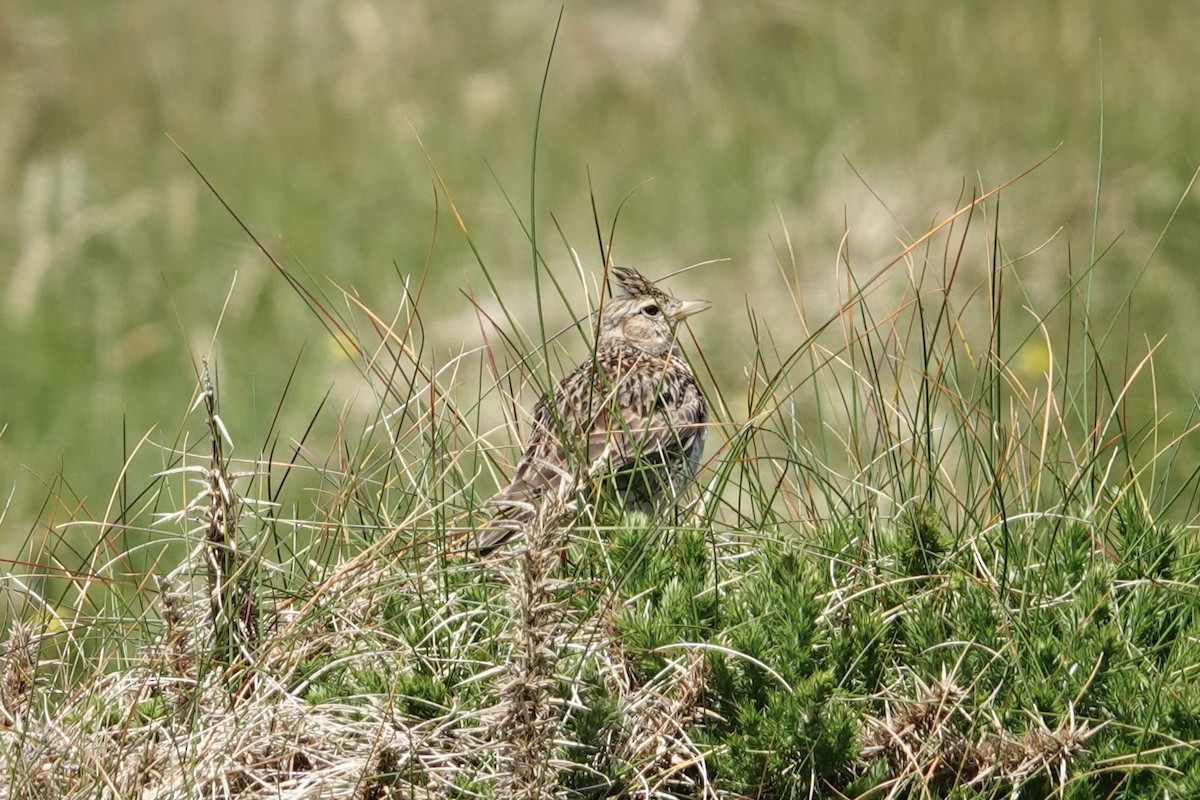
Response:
[597,266,710,356]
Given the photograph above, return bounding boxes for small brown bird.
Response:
[476,266,710,555]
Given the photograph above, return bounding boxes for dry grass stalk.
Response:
[493,488,581,799]
[197,362,259,672]
[604,641,715,800]
[150,574,201,717]
[0,620,35,729]
[861,669,1098,796]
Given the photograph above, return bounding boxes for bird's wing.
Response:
[487,365,703,505]
[477,356,707,555]
[584,365,708,477]
[475,404,558,555]
[487,398,573,509]
[475,374,594,555]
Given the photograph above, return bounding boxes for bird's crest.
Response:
[611,266,672,303]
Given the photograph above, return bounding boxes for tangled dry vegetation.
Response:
[5,182,1200,798]
[0,462,1116,800]
[0,376,726,798]
[4,356,1196,799]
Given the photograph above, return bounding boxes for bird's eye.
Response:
[642,304,661,317]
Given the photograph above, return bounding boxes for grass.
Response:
[4,2,1200,546]
[3,148,1200,797]
[4,4,1200,797]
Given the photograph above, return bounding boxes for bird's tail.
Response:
[475,458,580,555]
[474,498,536,556]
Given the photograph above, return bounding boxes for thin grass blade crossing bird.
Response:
[476,266,710,555]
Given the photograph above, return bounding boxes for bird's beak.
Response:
[669,299,712,322]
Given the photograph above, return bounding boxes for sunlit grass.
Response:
[3,152,1200,797]
[4,3,1200,556]
[4,5,1200,797]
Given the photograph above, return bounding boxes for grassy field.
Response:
[2,3,1200,547]
[3,172,1200,795]
[3,2,1200,797]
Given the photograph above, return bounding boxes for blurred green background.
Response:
[2,2,1199,557]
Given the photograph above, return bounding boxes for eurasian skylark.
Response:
[476,266,710,555]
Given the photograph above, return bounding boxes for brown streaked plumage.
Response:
[476,266,710,555]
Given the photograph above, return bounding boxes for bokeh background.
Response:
[2,2,1199,557]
